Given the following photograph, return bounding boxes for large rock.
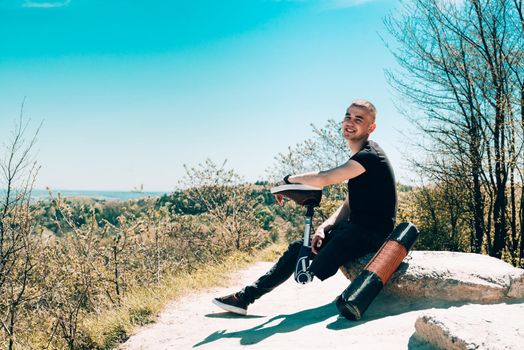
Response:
[414,303,524,350]
[340,251,524,302]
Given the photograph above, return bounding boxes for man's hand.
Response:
[311,224,332,254]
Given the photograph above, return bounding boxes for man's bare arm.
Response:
[288,160,365,188]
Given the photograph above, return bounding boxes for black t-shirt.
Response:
[347,140,397,235]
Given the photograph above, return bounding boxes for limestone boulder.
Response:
[414,303,524,350]
[340,251,524,302]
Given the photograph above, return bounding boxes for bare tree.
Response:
[0,103,42,349]
[385,0,523,262]
[180,159,266,251]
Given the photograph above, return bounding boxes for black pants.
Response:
[237,220,388,304]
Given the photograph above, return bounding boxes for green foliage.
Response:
[33,195,154,236]
[398,183,474,252]
[128,307,153,326]
[98,324,128,350]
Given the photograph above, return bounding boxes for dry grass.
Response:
[82,241,287,349]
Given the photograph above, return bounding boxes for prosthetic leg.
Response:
[335,222,419,320]
[271,184,322,284]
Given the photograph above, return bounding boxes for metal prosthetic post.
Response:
[294,205,315,284]
[335,222,419,320]
[270,184,322,285]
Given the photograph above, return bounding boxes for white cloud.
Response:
[271,0,378,6]
[23,0,71,8]
[327,0,378,9]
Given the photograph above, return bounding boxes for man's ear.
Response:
[368,122,376,133]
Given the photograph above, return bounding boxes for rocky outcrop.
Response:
[414,303,524,350]
[340,251,524,302]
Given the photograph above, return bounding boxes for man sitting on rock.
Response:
[213,99,397,315]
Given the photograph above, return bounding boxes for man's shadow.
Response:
[194,302,338,347]
[194,295,469,348]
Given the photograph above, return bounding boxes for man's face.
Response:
[341,106,376,142]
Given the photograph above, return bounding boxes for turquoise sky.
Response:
[0,0,411,191]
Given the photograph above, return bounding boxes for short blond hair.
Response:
[350,99,377,122]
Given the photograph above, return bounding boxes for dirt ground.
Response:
[120,261,459,349]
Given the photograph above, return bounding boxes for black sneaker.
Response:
[212,293,248,315]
